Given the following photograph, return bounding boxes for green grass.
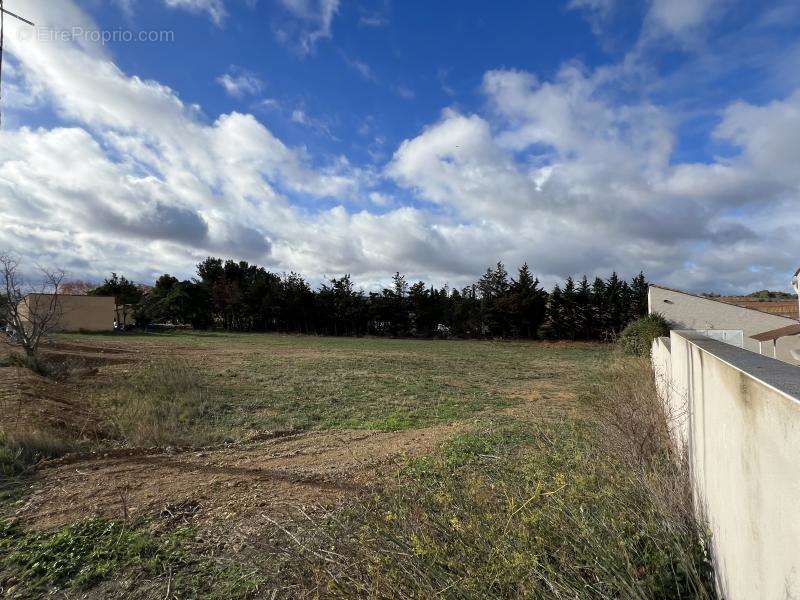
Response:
[261,416,716,599]
[0,417,713,599]
[0,517,267,599]
[70,332,607,441]
[2,336,714,599]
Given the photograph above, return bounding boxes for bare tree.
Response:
[1,253,64,365]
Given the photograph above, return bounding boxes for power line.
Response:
[0,0,35,127]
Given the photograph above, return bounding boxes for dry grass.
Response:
[1,335,715,598]
[587,357,697,522]
[247,358,716,599]
[97,359,230,448]
[0,427,75,477]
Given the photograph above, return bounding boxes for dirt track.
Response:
[14,423,466,530]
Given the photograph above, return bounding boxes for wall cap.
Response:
[672,330,800,405]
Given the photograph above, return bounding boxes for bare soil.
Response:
[13,423,467,530]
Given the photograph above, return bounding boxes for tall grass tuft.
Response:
[104,360,228,448]
[259,359,716,599]
[0,429,75,477]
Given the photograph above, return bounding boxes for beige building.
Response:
[18,294,118,332]
[648,284,800,364]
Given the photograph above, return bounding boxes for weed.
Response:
[263,419,714,599]
[0,517,266,598]
[0,352,93,381]
[0,353,25,369]
[0,429,75,477]
[255,359,716,599]
[0,518,178,590]
[100,359,230,447]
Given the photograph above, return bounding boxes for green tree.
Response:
[478,262,512,337]
[508,263,547,338]
[89,273,143,325]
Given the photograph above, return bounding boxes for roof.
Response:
[649,284,799,323]
[751,324,800,342]
[721,299,799,320]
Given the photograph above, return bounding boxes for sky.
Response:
[1,0,800,294]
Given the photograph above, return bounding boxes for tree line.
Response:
[87,258,649,340]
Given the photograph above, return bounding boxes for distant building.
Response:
[719,297,799,320]
[649,284,800,364]
[18,294,118,332]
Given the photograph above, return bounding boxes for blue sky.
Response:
[2,0,800,293]
[96,2,606,172]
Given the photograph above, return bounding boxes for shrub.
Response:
[619,313,671,357]
[0,353,26,369]
[103,360,228,447]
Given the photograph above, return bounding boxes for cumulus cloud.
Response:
[387,62,800,292]
[2,0,800,294]
[0,0,360,281]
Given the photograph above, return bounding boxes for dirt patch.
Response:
[0,365,111,441]
[13,423,466,530]
[0,338,143,442]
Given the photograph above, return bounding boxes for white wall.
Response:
[649,285,800,364]
[653,331,800,600]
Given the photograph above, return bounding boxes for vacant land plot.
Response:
[0,333,713,598]
[74,331,605,431]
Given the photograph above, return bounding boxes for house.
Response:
[18,294,118,332]
[648,284,800,364]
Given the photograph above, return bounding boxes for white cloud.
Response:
[216,68,264,98]
[290,108,335,138]
[368,192,392,206]
[163,0,227,24]
[567,0,615,16]
[2,0,800,294]
[573,0,729,50]
[276,0,339,53]
[340,53,375,81]
[0,0,363,281]
[645,0,718,36]
[388,62,800,292]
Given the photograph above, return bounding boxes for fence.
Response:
[652,330,800,600]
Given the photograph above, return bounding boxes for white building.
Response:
[648,284,800,364]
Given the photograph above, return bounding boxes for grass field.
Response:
[0,333,715,599]
[74,332,608,440]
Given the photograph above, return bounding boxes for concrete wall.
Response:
[652,331,800,600]
[649,285,800,364]
[18,294,116,332]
